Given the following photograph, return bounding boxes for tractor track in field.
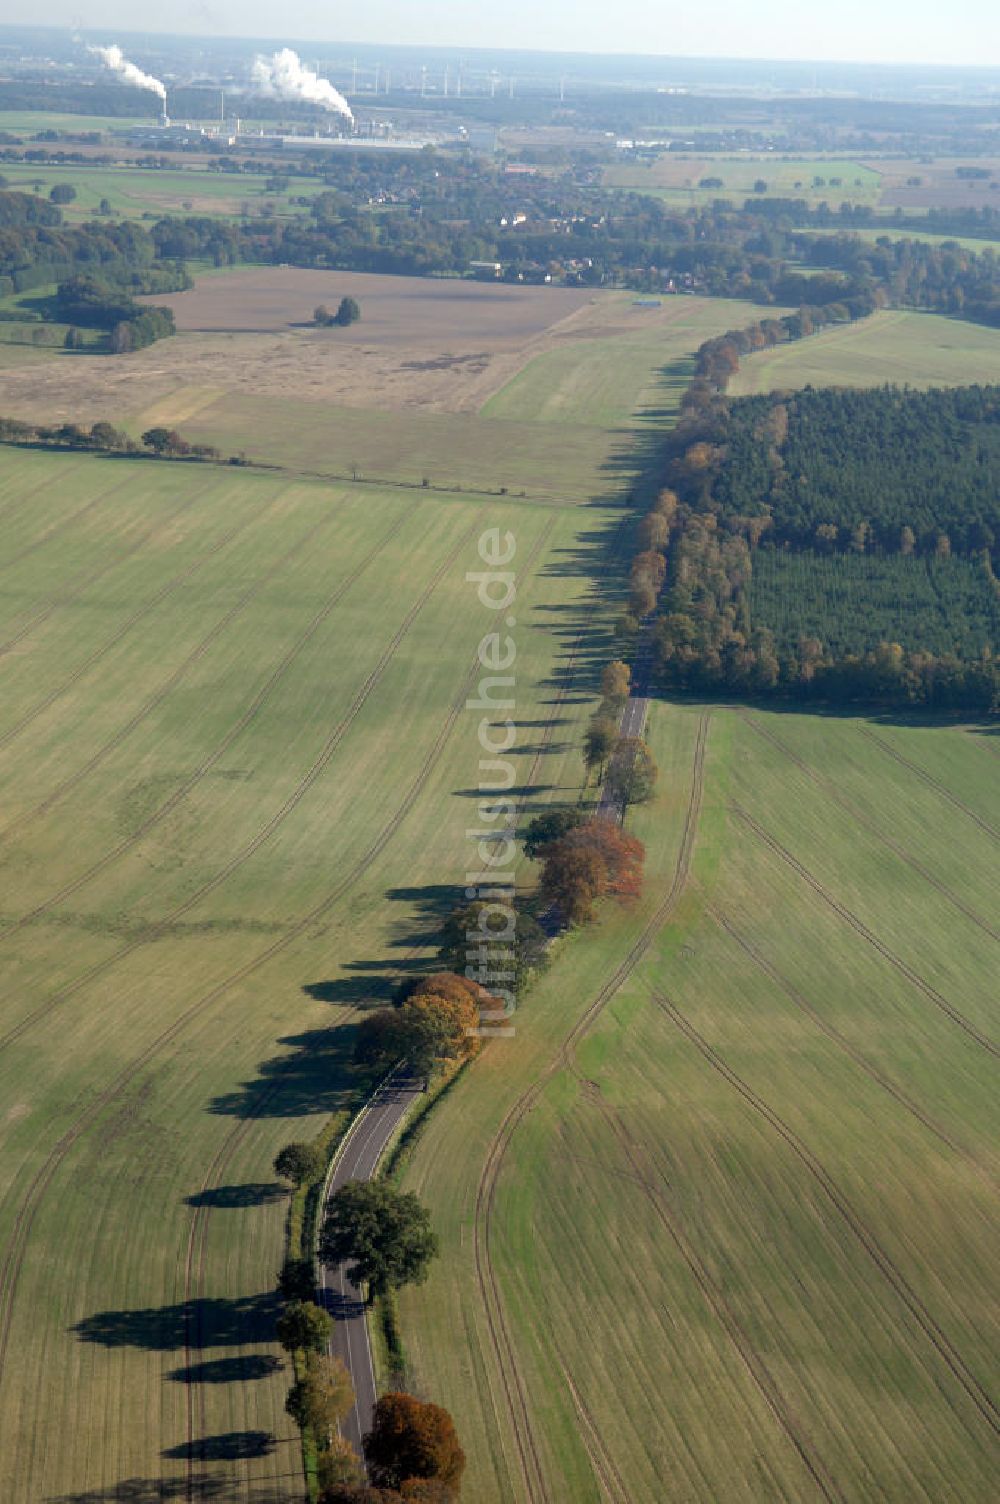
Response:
[0,494,342,851]
[0,460,90,550]
[858,728,999,843]
[707,907,982,1168]
[0,485,289,755]
[731,806,999,1059]
[176,518,561,1496]
[471,713,709,1504]
[555,1354,630,1504]
[649,988,1000,1440]
[741,714,999,943]
[0,477,210,657]
[0,508,457,1055]
[0,514,490,1389]
[0,474,119,578]
[587,1083,847,1504]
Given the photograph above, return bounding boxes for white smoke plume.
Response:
[251,48,353,120]
[88,44,166,103]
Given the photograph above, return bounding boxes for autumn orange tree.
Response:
[353,972,487,1082]
[539,822,645,924]
[364,1392,466,1496]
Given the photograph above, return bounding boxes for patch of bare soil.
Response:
[0,268,703,427]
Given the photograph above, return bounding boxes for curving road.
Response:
[317,1069,423,1458]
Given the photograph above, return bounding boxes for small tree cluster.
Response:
[583,660,634,785]
[314,297,362,327]
[286,1352,354,1440]
[353,971,489,1082]
[276,1298,332,1354]
[274,1140,326,1187]
[361,1392,465,1498]
[605,735,659,814]
[538,821,645,925]
[521,806,583,861]
[320,1180,438,1304]
[438,901,548,1001]
[140,425,220,460]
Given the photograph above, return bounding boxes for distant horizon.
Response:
[1,4,998,73]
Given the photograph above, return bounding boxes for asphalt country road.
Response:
[317,1069,424,1458]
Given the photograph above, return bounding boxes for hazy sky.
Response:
[8,1,1000,68]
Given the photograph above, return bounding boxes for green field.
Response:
[0,110,145,134]
[0,159,325,221]
[0,443,626,1501]
[397,705,999,1501]
[480,300,781,430]
[728,309,1000,394]
[607,155,883,208]
[800,224,1000,254]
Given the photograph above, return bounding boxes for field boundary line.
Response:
[731,805,999,1058]
[740,713,999,943]
[649,987,1000,1439]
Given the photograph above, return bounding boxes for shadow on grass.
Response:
[72,1292,280,1351]
[208,1025,357,1119]
[161,1431,275,1462]
[46,1480,227,1502]
[184,1183,285,1210]
[166,1354,283,1385]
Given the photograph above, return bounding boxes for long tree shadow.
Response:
[166,1354,283,1385]
[184,1183,285,1210]
[47,1480,227,1503]
[208,1025,357,1119]
[161,1432,275,1462]
[72,1292,280,1351]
